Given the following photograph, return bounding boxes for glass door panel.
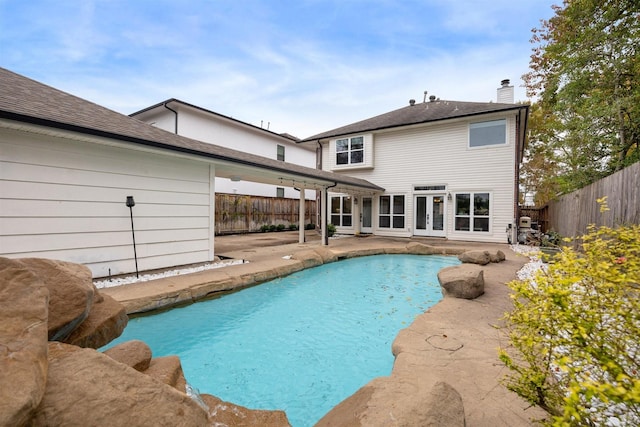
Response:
[432,196,444,231]
[416,196,427,230]
[361,197,372,233]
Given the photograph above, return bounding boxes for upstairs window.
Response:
[276,187,285,198]
[336,136,364,165]
[277,144,285,161]
[469,119,506,147]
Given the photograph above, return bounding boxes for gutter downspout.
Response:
[163,101,178,134]
[316,140,323,229]
[514,106,529,243]
[323,182,337,246]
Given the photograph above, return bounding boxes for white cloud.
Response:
[1,0,554,138]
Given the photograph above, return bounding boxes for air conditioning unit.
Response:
[519,216,531,229]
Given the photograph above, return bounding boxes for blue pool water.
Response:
[105,254,459,426]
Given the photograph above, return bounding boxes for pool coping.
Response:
[101,235,548,426]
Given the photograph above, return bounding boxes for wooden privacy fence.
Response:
[545,162,640,239]
[215,193,317,235]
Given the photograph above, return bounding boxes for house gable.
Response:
[131,99,316,199]
[306,89,528,244]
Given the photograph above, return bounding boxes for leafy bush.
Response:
[288,223,298,231]
[269,224,277,232]
[327,223,336,237]
[500,207,640,425]
[276,224,285,231]
[260,225,269,233]
[540,229,562,247]
[305,223,316,230]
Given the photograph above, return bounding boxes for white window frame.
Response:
[379,195,405,229]
[469,119,506,148]
[336,136,364,166]
[454,192,491,232]
[330,195,353,227]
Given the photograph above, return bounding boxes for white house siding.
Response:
[322,113,517,243]
[135,104,316,199]
[0,126,215,277]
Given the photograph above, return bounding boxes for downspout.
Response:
[323,182,337,246]
[163,101,178,134]
[316,140,323,228]
[316,140,322,169]
[514,106,529,243]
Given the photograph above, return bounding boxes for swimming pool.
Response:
[105,254,460,426]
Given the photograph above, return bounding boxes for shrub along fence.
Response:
[215,193,317,235]
[544,162,640,239]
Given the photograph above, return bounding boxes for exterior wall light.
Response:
[447,192,452,201]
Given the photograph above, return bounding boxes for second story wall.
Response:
[134,103,316,199]
[319,111,519,242]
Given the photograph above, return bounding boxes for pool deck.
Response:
[101,232,548,426]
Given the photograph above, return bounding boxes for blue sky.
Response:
[1,0,556,137]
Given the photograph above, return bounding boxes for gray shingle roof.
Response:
[130,98,301,142]
[0,67,383,192]
[302,99,527,141]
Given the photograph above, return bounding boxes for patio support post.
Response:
[320,182,338,246]
[298,187,305,243]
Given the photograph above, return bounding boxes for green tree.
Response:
[520,102,562,205]
[523,0,640,195]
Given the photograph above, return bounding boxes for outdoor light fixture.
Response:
[230,176,241,182]
[447,192,452,201]
[126,195,139,278]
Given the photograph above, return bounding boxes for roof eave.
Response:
[299,104,528,143]
[0,110,383,192]
[130,98,300,143]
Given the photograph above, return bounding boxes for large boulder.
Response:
[103,340,152,372]
[144,356,187,394]
[64,292,128,349]
[10,257,127,348]
[15,258,95,341]
[489,250,506,263]
[437,264,485,299]
[406,242,441,255]
[0,258,49,427]
[201,394,291,427]
[457,250,491,265]
[315,381,465,427]
[31,342,211,427]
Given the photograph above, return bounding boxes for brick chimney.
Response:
[497,79,514,103]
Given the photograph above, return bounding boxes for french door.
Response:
[360,197,373,233]
[414,195,446,237]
